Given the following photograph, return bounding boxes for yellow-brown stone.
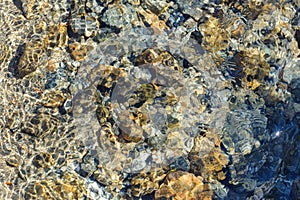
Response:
[155,171,213,200]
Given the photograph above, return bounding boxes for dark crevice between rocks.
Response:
[92,19,121,43]
[67,22,81,40]
[12,0,26,17]
[295,29,300,49]
[8,43,26,78]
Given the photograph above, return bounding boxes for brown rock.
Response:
[155,171,213,200]
[68,42,87,61]
[189,132,229,181]
[41,90,67,108]
[131,169,166,197]
[45,23,68,49]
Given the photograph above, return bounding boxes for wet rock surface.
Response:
[0,0,300,199]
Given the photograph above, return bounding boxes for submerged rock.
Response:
[155,171,213,200]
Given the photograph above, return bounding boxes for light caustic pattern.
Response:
[72,27,230,174]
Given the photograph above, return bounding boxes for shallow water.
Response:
[0,0,300,199]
